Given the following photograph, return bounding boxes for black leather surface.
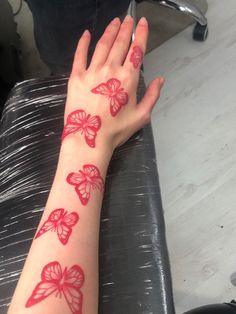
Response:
[0,75,175,314]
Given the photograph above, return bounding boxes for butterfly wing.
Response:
[86,115,101,132]
[61,110,85,140]
[110,97,122,117]
[84,127,97,148]
[75,180,92,206]
[63,286,83,314]
[110,89,128,116]
[62,124,81,141]
[57,223,72,245]
[35,220,55,239]
[106,78,121,92]
[91,83,111,96]
[26,261,62,307]
[35,208,64,240]
[83,164,104,191]
[48,208,65,222]
[67,172,85,186]
[62,265,84,313]
[26,281,59,307]
[64,265,84,289]
[130,46,143,68]
[62,212,79,227]
[115,89,128,106]
[91,176,104,191]
[84,115,101,148]
[106,79,128,117]
[57,212,79,245]
[67,171,89,205]
[68,110,86,124]
[82,164,100,177]
[41,261,63,281]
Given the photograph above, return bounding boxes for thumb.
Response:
[137,76,165,124]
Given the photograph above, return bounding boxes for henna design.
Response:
[62,109,101,148]
[130,45,143,69]
[67,164,104,206]
[26,261,84,314]
[35,208,79,245]
[91,78,128,117]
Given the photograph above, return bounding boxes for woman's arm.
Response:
[8,15,164,314]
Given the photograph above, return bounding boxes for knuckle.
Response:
[126,66,135,76]
[100,64,112,76]
[140,109,151,124]
[97,34,109,48]
[96,39,106,49]
[115,37,126,47]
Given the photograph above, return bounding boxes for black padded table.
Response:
[0,74,175,314]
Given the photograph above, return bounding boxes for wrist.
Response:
[60,135,114,166]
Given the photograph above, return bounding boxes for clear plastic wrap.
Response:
[0,75,175,314]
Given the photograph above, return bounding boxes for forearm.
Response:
[8,137,113,314]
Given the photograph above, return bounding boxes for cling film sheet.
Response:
[0,75,174,314]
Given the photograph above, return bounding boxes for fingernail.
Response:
[111,17,120,25]
[83,29,90,36]
[124,15,133,22]
[139,17,148,26]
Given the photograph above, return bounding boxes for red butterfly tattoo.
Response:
[130,45,143,69]
[91,78,128,117]
[26,261,84,314]
[62,109,101,148]
[67,164,104,206]
[35,208,79,245]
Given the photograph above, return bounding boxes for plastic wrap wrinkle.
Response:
[0,76,175,313]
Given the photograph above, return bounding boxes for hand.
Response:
[63,15,164,150]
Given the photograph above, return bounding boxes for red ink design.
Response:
[35,208,79,245]
[26,261,84,314]
[67,164,104,206]
[130,46,143,69]
[91,78,128,117]
[62,109,101,148]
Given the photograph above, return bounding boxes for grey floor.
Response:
[8,0,236,313]
[144,0,236,312]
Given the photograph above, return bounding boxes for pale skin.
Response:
[8,15,164,314]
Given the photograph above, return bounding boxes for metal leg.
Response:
[155,0,207,26]
[127,0,137,41]
[149,0,208,41]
